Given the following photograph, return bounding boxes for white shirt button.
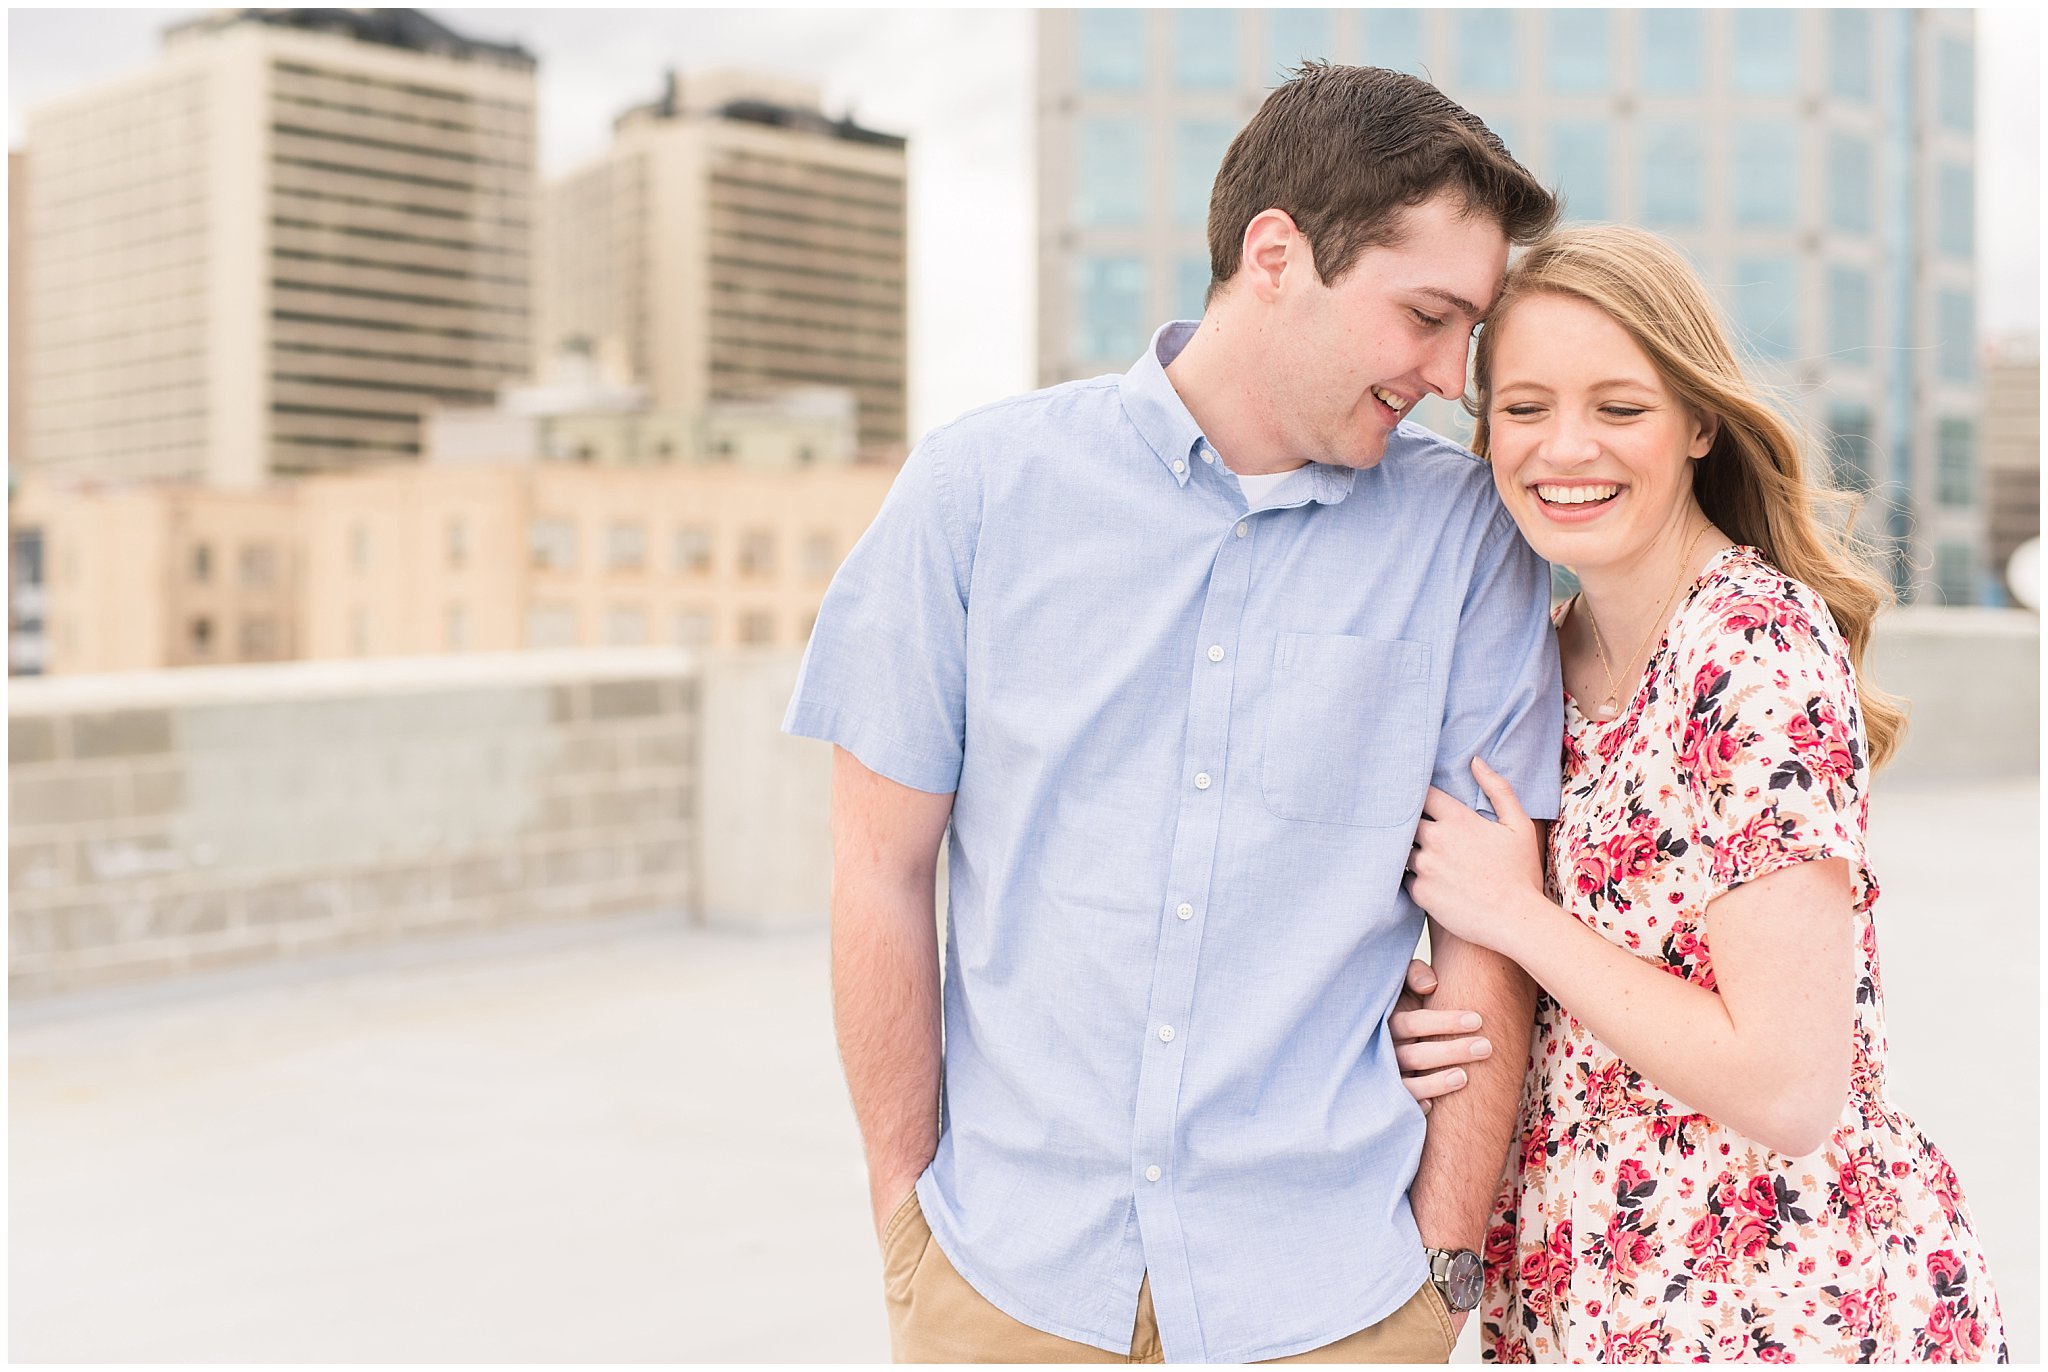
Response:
[1207,644,1224,663]
[1235,522,1248,538]
[1193,772,1211,790]
[1145,1165,1162,1182]
[1176,902,1193,920]
[1201,448,1215,463]
[1172,459,1186,475]
[1158,1025,1175,1043]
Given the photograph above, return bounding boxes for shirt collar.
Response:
[1119,321,1357,504]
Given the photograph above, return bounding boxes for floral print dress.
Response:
[1481,546,2007,1363]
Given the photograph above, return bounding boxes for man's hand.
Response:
[870,1170,923,1241]
[1392,958,1491,1115]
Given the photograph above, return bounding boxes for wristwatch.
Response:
[1425,1246,1483,1313]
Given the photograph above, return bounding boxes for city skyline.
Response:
[7,7,2037,442]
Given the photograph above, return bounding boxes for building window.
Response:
[529,518,578,571]
[1826,266,1871,360]
[1551,122,1609,222]
[802,531,837,579]
[673,609,713,648]
[1827,9,1872,102]
[447,518,468,570]
[190,616,213,655]
[1937,418,1975,507]
[1937,36,1973,133]
[1827,134,1872,235]
[239,616,278,658]
[1937,164,1974,258]
[738,611,777,646]
[349,524,370,574]
[1366,9,1425,75]
[1174,119,1237,230]
[445,604,469,651]
[573,444,597,464]
[1937,291,1975,382]
[1733,122,1797,228]
[1175,255,1210,321]
[1074,256,1147,363]
[605,606,649,646]
[1731,10,1798,95]
[606,521,647,572]
[1075,117,1146,228]
[526,604,578,649]
[1934,541,1974,605]
[1641,123,1704,227]
[239,543,277,589]
[1078,9,1146,91]
[1640,10,1704,93]
[191,542,212,583]
[737,528,777,578]
[1173,10,1236,89]
[1825,407,1877,493]
[1456,10,1518,92]
[674,526,712,575]
[1547,10,1608,94]
[1731,257,1799,360]
[1266,9,1334,82]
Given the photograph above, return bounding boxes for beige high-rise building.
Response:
[540,70,909,458]
[20,9,536,488]
[1982,334,2040,600]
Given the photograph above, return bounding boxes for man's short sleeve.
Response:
[782,433,972,794]
[1433,509,1563,821]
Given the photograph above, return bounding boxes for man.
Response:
[784,64,1562,1363]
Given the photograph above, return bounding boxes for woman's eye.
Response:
[1601,406,1647,418]
[1502,404,1543,417]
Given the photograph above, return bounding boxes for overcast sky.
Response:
[9,8,2039,437]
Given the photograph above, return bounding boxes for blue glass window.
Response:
[1938,37,1973,133]
[1078,10,1146,91]
[1937,418,1975,507]
[1552,122,1609,222]
[1548,11,1608,93]
[1075,117,1145,227]
[1175,10,1238,89]
[1937,164,1974,258]
[1456,10,1518,92]
[1641,123,1704,227]
[1641,10,1704,93]
[1075,256,1148,362]
[1732,256,1799,360]
[1368,10,1425,75]
[1732,10,1798,95]
[1827,134,1872,235]
[1827,10,1872,101]
[1937,290,1975,381]
[1176,255,1212,321]
[1266,10,1334,83]
[1175,120,1237,229]
[1826,266,1870,359]
[1733,122,1798,228]
[1825,405,1877,493]
[1933,541,1974,604]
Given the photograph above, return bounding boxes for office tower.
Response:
[1038,9,1982,602]
[540,70,909,459]
[1982,334,2040,602]
[19,8,536,487]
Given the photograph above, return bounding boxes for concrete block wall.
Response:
[9,651,698,995]
[1868,607,2040,783]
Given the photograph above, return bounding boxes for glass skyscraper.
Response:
[1036,9,1982,604]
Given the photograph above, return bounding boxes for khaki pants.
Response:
[880,1191,1457,1364]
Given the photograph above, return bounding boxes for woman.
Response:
[1397,225,2006,1362]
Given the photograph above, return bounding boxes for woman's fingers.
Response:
[1396,1032,1494,1074]
[1390,1006,1484,1041]
[1402,1065,1471,1107]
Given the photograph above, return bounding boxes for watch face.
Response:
[1445,1250,1484,1311]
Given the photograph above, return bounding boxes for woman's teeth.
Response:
[1536,484,1620,505]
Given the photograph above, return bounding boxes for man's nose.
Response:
[1421,335,1470,402]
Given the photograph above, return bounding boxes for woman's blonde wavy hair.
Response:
[1466,224,1906,771]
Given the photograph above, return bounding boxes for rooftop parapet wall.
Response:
[8,651,699,996]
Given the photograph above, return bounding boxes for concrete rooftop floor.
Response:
[10,778,2038,1363]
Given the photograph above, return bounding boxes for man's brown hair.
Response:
[1206,63,1558,298]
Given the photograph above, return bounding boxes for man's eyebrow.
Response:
[1413,286,1488,321]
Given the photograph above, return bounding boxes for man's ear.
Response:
[1240,208,1309,304]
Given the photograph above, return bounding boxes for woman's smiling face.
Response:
[1483,291,1718,577]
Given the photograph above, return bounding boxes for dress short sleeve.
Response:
[1673,567,1870,897]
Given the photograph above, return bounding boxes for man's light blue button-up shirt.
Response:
[785,322,1562,1362]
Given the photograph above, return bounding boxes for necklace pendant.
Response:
[1594,701,1618,721]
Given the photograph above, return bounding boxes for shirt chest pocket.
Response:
[1261,632,1434,828]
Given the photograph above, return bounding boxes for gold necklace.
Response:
[1581,524,1715,721]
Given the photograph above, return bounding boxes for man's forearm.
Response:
[1408,925,1536,1253]
[832,866,944,1223]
